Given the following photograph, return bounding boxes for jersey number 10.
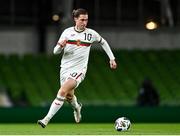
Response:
[84,33,92,41]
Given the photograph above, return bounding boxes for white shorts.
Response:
[60,67,87,88]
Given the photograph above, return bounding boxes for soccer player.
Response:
[37,8,117,128]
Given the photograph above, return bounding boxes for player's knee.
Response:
[58,85,74,96]
[58,87,68,97]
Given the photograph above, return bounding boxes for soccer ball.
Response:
[114,117,131,131]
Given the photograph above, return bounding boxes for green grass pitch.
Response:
[0,123,180,135]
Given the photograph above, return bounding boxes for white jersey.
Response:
[58,27,102,70]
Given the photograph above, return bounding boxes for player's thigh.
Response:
[60,69,86,88]
[61,78,77,92]
[58,78,76,96]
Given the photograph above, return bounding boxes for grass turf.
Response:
[0,123,180,135]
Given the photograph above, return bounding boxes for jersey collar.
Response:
[74,26,86,33]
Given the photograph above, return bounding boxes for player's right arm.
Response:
[53,40,67,54]
[53,30,68,54]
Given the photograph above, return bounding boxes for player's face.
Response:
[74,14,88,30]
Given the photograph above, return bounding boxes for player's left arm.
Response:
[99,38,117,69]
[92,29,117,69]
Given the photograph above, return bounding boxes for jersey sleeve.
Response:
[91,29,115,60]
[92,30,102,43]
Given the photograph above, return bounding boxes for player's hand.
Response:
[109,59,117,69]
[58,39,67,48]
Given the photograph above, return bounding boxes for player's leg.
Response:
[66,90,78,108]
[66,92,82,123]
[65,70,86,123]
[38,78,76,128]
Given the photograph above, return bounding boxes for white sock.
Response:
[70,95,79,109]
[44,95,65,120]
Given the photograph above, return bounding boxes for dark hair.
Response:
[72,8,88,18]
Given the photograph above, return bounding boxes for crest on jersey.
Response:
[76,39,81,46]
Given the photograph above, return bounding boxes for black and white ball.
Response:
[114,117,131,131]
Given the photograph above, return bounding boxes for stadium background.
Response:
[0,0,180,123]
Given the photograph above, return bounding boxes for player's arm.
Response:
[53,40,67,54]
[99,38,117,69]
[92,29,117,69]
[53,30,67,55]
